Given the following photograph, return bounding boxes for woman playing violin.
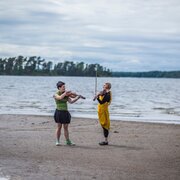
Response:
[94,82,112,145]
[53,81,85,146]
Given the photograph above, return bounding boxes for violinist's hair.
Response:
[105,82,111,89]
[57,81,65,89]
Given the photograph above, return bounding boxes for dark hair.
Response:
[56,81,65,89]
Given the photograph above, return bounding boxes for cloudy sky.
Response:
[0,0,180,71]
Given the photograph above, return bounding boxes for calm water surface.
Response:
[0,76,180,124]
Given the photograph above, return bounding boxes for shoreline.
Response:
[0,114,180,180]
[0,113,180,125]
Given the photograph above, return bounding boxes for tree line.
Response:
[0,56,111,76]
[112,71,180,78]
[0,56,179,78]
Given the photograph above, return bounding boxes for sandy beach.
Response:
[0,114,180,180]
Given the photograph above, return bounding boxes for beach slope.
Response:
[0,114,180,180]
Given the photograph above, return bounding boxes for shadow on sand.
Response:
[61,144,143,151]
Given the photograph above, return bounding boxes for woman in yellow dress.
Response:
[94,82,112,145]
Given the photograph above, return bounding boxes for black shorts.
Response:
[54,109,71,124]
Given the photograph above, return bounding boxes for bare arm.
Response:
[53,91,71,100]
[68,96,80,104]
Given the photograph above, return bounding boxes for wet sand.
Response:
[0,114,180,180]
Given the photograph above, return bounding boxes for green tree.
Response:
[13,55,24,75]
[76,62,84,76]
[24,56,37,74]
[0,58,5,74]
[5,57,15,75]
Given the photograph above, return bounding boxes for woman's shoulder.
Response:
[56,90,62,95]
[106,91,111,95]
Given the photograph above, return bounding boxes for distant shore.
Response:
[1,56,180,78]
[0,114,180,180]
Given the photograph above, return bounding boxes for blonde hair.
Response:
[105,82,111,89]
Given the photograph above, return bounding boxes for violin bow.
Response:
[95,64,98,97]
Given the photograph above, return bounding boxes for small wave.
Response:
[153,107,180,116]
[0,169,9,180]
[0,177,9,180]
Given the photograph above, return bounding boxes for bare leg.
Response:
[56,123,62,142]
[99,128,109,145]
[63,124,69,141]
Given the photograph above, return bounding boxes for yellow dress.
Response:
[97,92,112,130]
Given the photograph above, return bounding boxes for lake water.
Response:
[0,76,180,124]
[0,168,9,180]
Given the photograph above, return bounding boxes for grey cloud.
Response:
[0,0,180,71]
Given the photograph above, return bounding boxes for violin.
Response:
[93,90,106,101]
[66,91,86,99]
[99,90,106,96]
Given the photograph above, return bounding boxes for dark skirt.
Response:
[54,109,71,124]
